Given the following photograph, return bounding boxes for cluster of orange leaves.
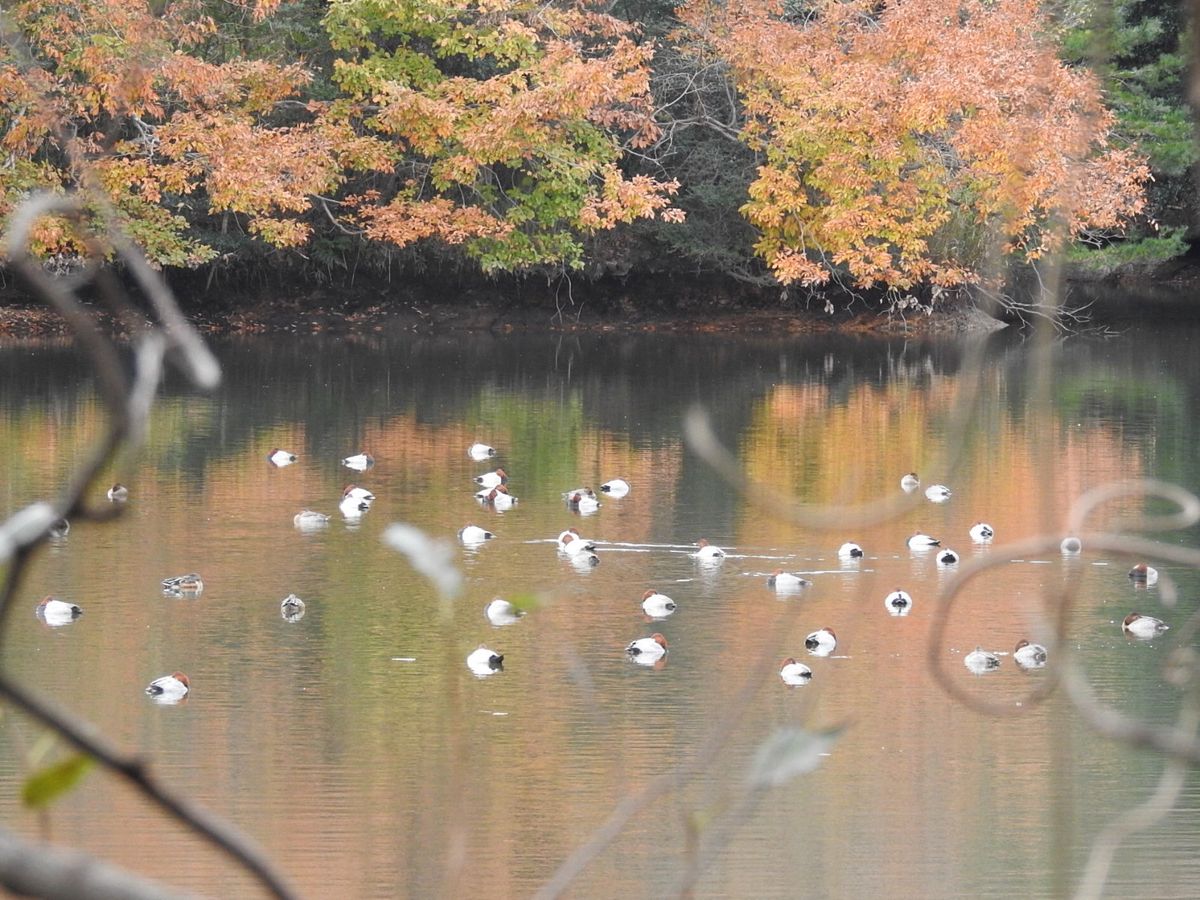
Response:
[0,0,682,267]
[679,0,1151,290]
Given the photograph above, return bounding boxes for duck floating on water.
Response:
[268,448,297,467]
[907,533,940,549]
[467,646,504,676]
[969,522,994,543]
[599,479,630,498]
[474,468,508,490]
[965,647,1001,674]
[626,633,668,661]
[1060,536,1082,555]
[900,472,920,492]
[145,671,190,701]
[280,594,305,621]
[1013,639,1047,669]
[804,627,837,656]
[467,443,497,462]
[485,598,525,626]
[1123,612,1169,639]
[162,573,203,596]
[885,589,913,616]
[925,484,952,502]
[1128,563,1159,585]
[779,658,813,685]
[458,524,495,544]
[837,542,864,560]
[767,570,812,592]
[36,596,82,626]
[107,483,129,502]
[937,548,960,566]
[693,539,725,561]
[641,590,676,617]
[341,452,374,471]
[294,509,331,529]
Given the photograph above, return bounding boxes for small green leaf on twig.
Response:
[22,754,94,809]
[747,726,843,788]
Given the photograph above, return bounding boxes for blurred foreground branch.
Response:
[0,188,297,898]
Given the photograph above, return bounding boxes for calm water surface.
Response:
[1,323,1200,898]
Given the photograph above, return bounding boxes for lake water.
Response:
[1,321,1200,898]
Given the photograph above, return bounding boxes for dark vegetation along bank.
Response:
[0,0,1196,331]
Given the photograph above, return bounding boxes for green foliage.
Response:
[1067,226,1190,274]
[22,753,94,810]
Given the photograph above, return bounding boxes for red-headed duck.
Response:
[780,658,813,685]
[1123,613,1169,639]
[107,483,129,502]
[473,468,508,489]
[1128,563,1159,585]
[145,671,190,700]
[268,448,297,467]
[641,590,676,618]
[693,539,725,561]
[567,489,601,513]
[626,633,668,660]
[900,472,920,492]
[1014,639,1047,669]
[480,485,518,509]
[805,627,837,656]
[36,596,82,626]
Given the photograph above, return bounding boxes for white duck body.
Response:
[599,479,630,498]
[341,453,374,471]
[969,522,994,543]
[468,443,497,461]
[767,571,812,592]
[1013,640,1047,669]
[779,658,813,685]
[626,633,668,660]
[641,590,676,618]
[925,484,952,502]
[467,646,504,675]
[964,648,1001,674]
[458,524,495,544]
[36,596,82,626]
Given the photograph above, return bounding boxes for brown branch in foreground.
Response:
[0,181,296,898]
[0,678,297,900]
[0,824,197,900]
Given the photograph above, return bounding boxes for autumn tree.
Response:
[1,0,682,274]
[320,0,683,271]
[677,0,1152,293]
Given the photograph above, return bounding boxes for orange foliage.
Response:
[679,0,1151,290]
